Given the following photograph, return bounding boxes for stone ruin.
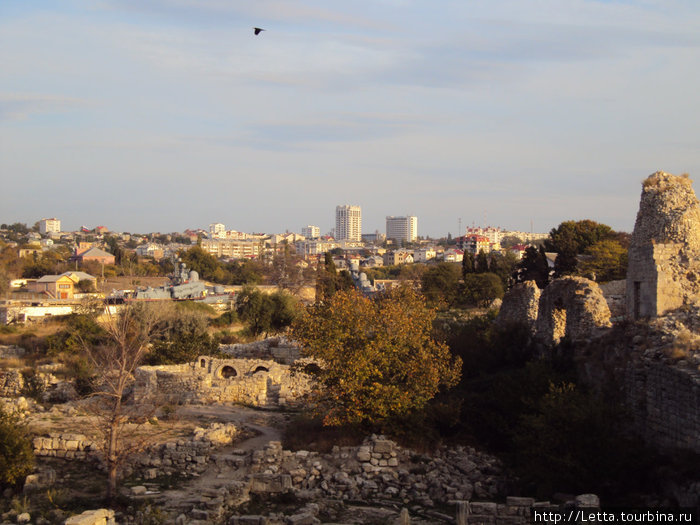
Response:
[499,171,700,341]
[133,354,314,408]
[627,171,700,318]
[497,277,611,346]
[496,171,700,455]
[535,277,612,345]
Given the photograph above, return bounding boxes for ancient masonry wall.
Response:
[626,171,700,319]
[133,356,313,408]
[497,277,611,346]
[624,360,700,453]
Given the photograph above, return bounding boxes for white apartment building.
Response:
[386,216,418,243]
[295,239,339,256]
[39,218,61,234]
[201,239,261,259]
[465,226,503,246]
[504,230,550,243]
[413,247,437,263]
[209,223,226,238]
[301,225,320,239]
[335,205,362,241]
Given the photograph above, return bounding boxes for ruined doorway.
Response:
[220,366,238,379]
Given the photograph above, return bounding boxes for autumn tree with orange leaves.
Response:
[291,286,461,427]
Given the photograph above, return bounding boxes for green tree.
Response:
[545,220,615,276]
[236,287,300,337]
[316,253,353,301]
[147,303,218,365]
[461,252,475,279]
[421,262,461,307]
[0,405,34,488]
[291,286,461,427]
[488,251,519,288]
[515,246,550,288]
[461,273,504,308]
[475,249,489,273]
[22,249,68,278]
[500,235,524,249]
[577,239,628,282]
[179,246,220,281]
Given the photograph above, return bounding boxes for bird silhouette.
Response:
[254,27,266,35]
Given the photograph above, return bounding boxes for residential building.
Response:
[383,249,414,266]
[27,274,75,299]
[386,216,418,244]
[135,243,165,260]
[459,234,491,255]
[301,225,320,239]
[503,230,549,243]
[444,248,464,263]
[294,239,339,256]
[413,247,437,263]
[74,247,116,265]
[39,218,61,234]
[209,223,226,238]
[18,246,42,258]
[95,226,109,235]
[26,272,95,299]
[335,205,362,241]
[200,239,261,259]
[508,244,529,259]
[362,232,386,244]
[465,226,503,245]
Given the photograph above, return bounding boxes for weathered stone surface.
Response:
[496,281,541,332]
[133,353,314,409]
[64,509,115,525]
[575,494,600,508]
[627,171,700,318]
[535,277,611,346]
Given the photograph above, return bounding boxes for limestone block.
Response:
[575,494,600,508]
[64,509,115,525]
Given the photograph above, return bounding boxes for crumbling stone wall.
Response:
[0,369,24,396]
[495,281,540,333]
[32,423,238,478]
[536,277,611,345]
[220,337,301,364]
[133,356,313,408]
[497,278,611,345]
[627,171,700,318]
[625,361,700,453]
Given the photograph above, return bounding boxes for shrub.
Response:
[0,406,34,488]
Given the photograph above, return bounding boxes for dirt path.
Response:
[155,404,289,510]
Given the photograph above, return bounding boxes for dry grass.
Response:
[0,357,26,369]
[642,171,694,192]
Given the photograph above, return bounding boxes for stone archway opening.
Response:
[220,366,238,379]
[252,366,269,374]
[200,359,207,368]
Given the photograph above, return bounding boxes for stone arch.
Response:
[219,365,238,379]
[200,358,207,369]
[535,277,611,346]
[251,365,269,375]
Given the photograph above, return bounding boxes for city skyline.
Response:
[2,1,700,237]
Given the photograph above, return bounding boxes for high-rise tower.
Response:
[335,205,362,241]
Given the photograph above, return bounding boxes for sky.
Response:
[1,0,699,238]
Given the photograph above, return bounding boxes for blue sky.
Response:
[1,0,699,237]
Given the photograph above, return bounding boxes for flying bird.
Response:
[254,27,266,35]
